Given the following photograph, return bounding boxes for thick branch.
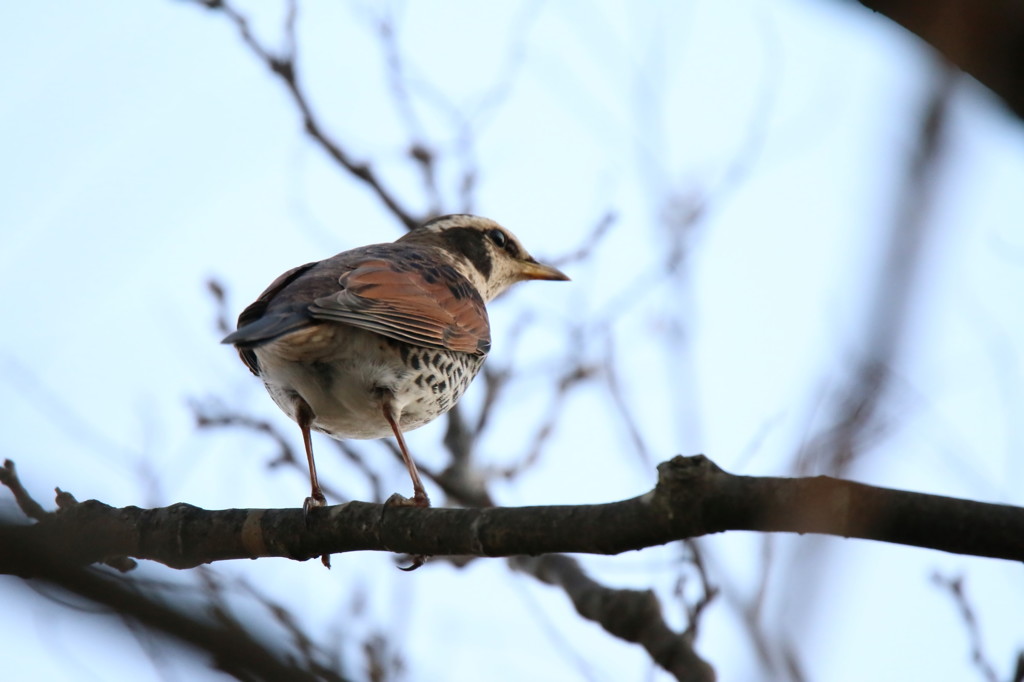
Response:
[2,455,1022,573]
[856,0,1024,119]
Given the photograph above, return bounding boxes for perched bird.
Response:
[223,214,568,512]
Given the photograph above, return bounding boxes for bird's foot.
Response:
[383,492,429,570]
[301,493,330,567]
[384,491,431,508]
[303,491,327,520]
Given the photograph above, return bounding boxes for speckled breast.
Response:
[391,343,486,430]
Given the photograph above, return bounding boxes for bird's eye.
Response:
[488,229,508,248]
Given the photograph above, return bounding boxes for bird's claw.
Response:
[398,554,427,571]
[303,492,327,521]
[383,492,429,570]
[301,494,329,567]
[384,491,430,508]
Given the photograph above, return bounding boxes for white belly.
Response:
[253,325,477,439]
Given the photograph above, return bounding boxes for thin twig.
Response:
[931,573,1000,682]
[0,459,47,521]
[192,0,420,229]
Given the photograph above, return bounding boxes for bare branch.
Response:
[201,569,351,681]
[192,401,298,468]
[373,10,442,217]
[677,540,718,642]
[2,534,339,682]
[489,361,597,482]
[931,573,999,682]
[4,455,1023,573]
[856,0,1024,120]
[511,554,715,682]
[795,64,956,477]
[191,0,420,229]
[549,210,618,269]
[0,459,47,521]
[206,277,233,337]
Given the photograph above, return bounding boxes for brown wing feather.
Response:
[308,256,490,355]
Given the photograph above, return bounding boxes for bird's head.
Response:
[401,214,569,301]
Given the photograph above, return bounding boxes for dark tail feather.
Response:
[221,313,309,347]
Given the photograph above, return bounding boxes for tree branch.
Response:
[511,554,716,682]
[3,455,1022,574]
[193,0,421,229]
[0,459,47,521]
[2,535,336,682]
[856,0,1024,119]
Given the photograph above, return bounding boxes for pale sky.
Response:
[2,1,1023,680]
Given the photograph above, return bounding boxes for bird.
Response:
[222,214,568,513]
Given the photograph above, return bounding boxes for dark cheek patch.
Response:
[442,227,493,279]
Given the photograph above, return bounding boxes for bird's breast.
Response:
[254,324,485,439]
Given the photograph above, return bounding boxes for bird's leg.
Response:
[382,401,430,508]
[296,398,327,515]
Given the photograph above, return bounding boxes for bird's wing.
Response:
[309,255,491,355]
[221,261,321,375]
[222,247,491,366]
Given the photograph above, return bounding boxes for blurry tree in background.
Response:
[3,1,1024,681]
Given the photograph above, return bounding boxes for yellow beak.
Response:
[518,259,570,282]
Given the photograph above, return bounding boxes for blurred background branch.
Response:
[858,0,1024,119]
